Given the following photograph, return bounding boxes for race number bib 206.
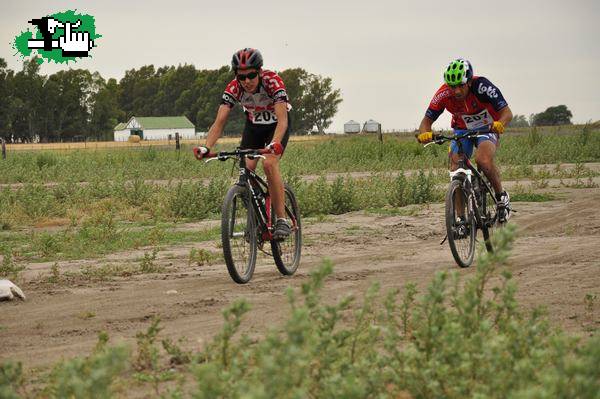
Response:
[251,110,278,124]
[461,109,493,130]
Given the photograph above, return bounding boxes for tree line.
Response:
[510,105,574,128]
[0,58,342,143]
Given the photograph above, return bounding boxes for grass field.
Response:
[1,126,599,397]
[0,128,599,259]
[1,125,598,184]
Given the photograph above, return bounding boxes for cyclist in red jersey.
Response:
[196,48,293,239]
[416,58,513,221]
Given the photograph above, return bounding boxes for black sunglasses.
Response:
[236,71,258,81]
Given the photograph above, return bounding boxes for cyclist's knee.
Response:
[449,153,461,170]
[262,155,279,175]
[476,155,494,172]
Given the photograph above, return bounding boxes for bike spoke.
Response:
[271,187,301,275]
[446,180,475,267]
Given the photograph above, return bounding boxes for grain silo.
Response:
[343,120,361,134]
[363,119,382,133]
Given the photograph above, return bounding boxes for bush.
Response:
[389,172,408,207]
[0,249,24,281]
[43,335,129,399]
[329,176,356,214]
[167,177,227,220]
[295,176,332,216]
[35,152,58,170]
[0,362,24,399]
[406,169,438,204]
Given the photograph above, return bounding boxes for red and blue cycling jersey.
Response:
[425,76,508,130]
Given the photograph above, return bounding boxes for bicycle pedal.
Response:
[272,234,286,242]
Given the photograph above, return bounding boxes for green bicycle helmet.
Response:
[444,58,473,86]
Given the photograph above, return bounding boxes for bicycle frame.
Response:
[435,131,499,209]
[206,148,298,243]
[427,131,500,228]
[237,156,275,242]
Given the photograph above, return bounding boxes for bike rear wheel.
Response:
[445,179,476,268]
[271,184,302,275]
[221,185,257,284]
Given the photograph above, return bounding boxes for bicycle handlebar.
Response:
[193,147,273,162]
[424,130,492,147]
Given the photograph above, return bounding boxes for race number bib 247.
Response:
[461,109,493,130]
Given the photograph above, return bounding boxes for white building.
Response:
[113,116,196,141]
[113,122,129,141]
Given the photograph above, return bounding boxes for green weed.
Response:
[42,334,129,399]
[0,250,24,282]
[139,249,164,274]
[188,248,219,267]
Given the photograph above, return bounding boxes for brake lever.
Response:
[424,139,445,147]
[247,154,266,160]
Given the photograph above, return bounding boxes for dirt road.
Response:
[1,186,599,369]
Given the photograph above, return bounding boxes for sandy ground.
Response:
[1,186,599,371]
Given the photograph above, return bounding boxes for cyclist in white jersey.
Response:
[195,48,292,239]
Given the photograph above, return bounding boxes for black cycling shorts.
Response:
[240,113,291,153]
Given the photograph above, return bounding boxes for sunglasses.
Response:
[236,71,258,81]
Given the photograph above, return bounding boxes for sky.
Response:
[1,0,599,132]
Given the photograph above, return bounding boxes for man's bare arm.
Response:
[205,105,231,149]
[272,102,289,143]
[419,116,434,133]
[498,106,513,127]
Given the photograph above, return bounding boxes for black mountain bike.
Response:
[195,147,302,284]
[425,131,506,267]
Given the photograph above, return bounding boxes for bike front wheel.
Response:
[221,185,257,284]
[271,184,302,275]
[445,179,476,268]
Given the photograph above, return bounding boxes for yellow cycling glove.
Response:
[416,131,433,144]
[492,121,505,134]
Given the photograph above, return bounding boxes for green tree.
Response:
[278,68,309,134]
[0,61,342,142]
[11,59,45,142]
[44,69,95,141]
[118,65,163,118]
[509,114,529,128]
[90,78,124,140]
[189,66,245,136]
[532,105,573,126]
[153,64,198,116]
[302,74,342,134]
[0,58,17,141]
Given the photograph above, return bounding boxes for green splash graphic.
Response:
[12,9,101,64]
[13,30,33,57]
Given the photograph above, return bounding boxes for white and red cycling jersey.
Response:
[221,69,292,125]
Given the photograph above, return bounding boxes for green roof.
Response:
[133,116,194,129]
[114,122,127,130]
